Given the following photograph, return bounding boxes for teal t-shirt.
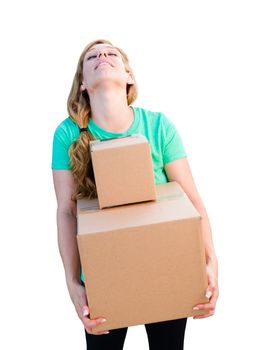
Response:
[52,105,187,182]
[52,105,187,283]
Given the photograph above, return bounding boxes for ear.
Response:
[80,83,87,92]
[127,72,135,85]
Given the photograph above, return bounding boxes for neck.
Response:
[88,88,133,133]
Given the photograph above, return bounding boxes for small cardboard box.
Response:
[90,134,156,209]
[77,181,209,332]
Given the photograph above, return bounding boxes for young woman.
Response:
[52,39,219,349]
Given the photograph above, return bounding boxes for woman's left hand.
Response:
[193,257,219,319]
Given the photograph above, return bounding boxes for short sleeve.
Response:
[51,126,72,170]
[161,113,187,164]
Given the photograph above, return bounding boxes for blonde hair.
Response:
[67,39,138,201]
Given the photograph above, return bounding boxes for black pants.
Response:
[85,317,187,349]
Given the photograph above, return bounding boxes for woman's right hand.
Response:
[69,281,110,335]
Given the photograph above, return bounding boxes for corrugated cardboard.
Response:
[90,134,156,209]
[77,181,209,332]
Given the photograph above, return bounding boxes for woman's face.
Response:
[81,44,133,93]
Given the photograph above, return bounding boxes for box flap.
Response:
[77,181,200,235]
[90,134,147,151]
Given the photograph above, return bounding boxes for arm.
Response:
[52,170,80,288]
[164,158,219,318]
[52,169,109,333]
[164,158,217,265]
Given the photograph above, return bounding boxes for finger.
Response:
[93,331,110,335]
[89,329,110,335]
[193,284,218,311]
[207,285,219,307]
[81,306,107,328]
[205,281,216,298]
[193,302,215,311]
[209,289,218,305]
[193,311,214,319]
[193,311,212,319]
[83,317,107,329]
[205,290,213,299]
[82,305,90,317]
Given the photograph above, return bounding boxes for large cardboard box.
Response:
[77,181,209,332]
[90,134,156,209]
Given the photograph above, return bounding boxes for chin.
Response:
[92,75,125,87]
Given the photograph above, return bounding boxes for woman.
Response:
[52,39,219,349]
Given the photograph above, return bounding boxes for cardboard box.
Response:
[90,134,156,209]
[77,181,209,332]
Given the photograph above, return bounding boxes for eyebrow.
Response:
[87,46,119,53]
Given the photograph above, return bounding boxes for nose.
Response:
[98,51,108,58]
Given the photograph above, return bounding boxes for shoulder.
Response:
[134,105,162,118]
[54,116,78,135]
[53,117,79,146]
[134,105,167,124]
[134,106,175,129]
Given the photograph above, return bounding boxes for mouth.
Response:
[95,61,113,70]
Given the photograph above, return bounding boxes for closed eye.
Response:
[86,52,118,61]
[86,55,96,60]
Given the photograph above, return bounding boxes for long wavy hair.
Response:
[67,39,138,201]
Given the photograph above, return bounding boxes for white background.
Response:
[1,0,261,349]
